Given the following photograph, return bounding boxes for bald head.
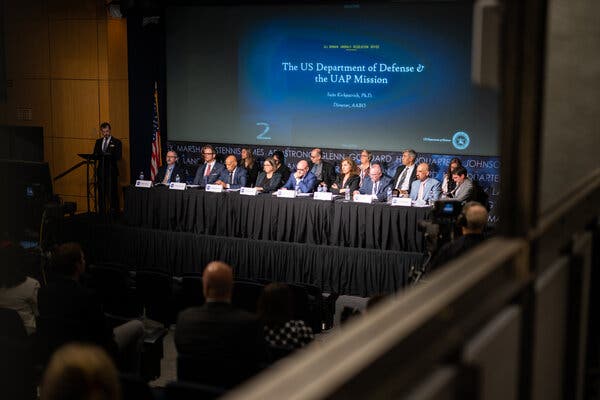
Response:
[416,163,430,181]
[463,202,488,233]
[225,155,238,172]
[202,261,233,302]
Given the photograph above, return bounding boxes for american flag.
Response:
[150,82,162,180]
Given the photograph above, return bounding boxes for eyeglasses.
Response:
[202,152,214,155]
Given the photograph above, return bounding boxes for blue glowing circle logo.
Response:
[452,131,470,150]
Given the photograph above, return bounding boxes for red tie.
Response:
[205,163,212,177]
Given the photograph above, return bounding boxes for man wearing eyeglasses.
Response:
[192,144,225,185]
[282,159,318,193]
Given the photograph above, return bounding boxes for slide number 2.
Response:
[256,122,271,140]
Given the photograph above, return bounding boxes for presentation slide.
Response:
[166,2,498,155]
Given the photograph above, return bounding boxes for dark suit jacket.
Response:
[331,174,360,194]
[37,277,117,357]
[154,164,187,184]
[276,164,291,183]
[218,166,248,189]
[310,161,336,187]
[192,162,225,185]
[429,234,485,271]
[255,171,283,193]
[391,164,417,192]
[242,161,260,187]
[282,171,318,193]
[93,136,122,179]
[358,175,392,202]
[175,302,267,387]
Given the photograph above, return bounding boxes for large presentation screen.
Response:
[166,2,498,156]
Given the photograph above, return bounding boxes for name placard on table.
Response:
[353,194,373,204]
[391,197,412,207]
[313,191,333,201]
[135,180,153,188]
[205,184,223,193]
[169,182,187,191]
[276,189,297,198]
[240,187,258,196]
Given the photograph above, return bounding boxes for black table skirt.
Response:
[69,221,423,296]
[124,186,429,252]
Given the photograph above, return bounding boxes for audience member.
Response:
[282,159,318,193]
[441,157,463,196]
[392,149,418,197]
[429,202,489,270]
[354,162,392,202]
[255,157,283,193]
[240,147,260,187]
[216,155,248,189]
[330,157,360,195]
[272,150,291,183]
[37,243,144,372]
[309,148,336,189]
[358,149,372,187]
[0,244,40,335]
[175,261,266,387]
[192,144,225,185]
[257,283,314,350]
[154,150,187,184]
[409,163,442,204]
[40,343,121,400]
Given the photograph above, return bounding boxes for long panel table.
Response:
[124,186,430,252]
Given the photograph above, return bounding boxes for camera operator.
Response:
[428,201,489,271]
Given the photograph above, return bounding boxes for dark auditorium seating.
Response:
[166,380,226,400]
[180,273,205,309]
[87,264,142,318]
[231,280,264,313]
[0,308,36,400]
[120,373,155,400]
[136,269,175,325]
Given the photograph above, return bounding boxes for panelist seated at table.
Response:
[215,155,248,189]
[281,159,318,193]
[154,150,187,185]
[442,166,474,203]
[330,157,360,195]
[255,157,283,193]
[353,162,392,202]
[192,144,225,185]
[409,163,441,204]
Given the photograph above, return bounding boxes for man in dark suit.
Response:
[154,150,187,184]
[37,243,144,372]
[93,122,122,214]
[192,144,225,185]
[354,162,392,202]
[309,148,336,189]
[215,155,248,189]
[391,149,418,197]
[282,159,318,193]
[175,261,266,388]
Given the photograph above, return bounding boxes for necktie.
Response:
[229,170,234,184]
[396,167,408,189]
[373,181,379,195]
[162,167,172,184]
[102,138,108,152]
[204,163,212,177]
[418,180,425,200]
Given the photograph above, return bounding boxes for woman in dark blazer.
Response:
[330,157,360,195]
[255,157,283,193]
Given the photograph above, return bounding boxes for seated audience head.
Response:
[340,157,359,176]
[41,343,121,400]
[295,159,310,178]
[165,150,178,166]
[201,145,217,163]
[310,148,323,164]
[272,150,285,166]
[451,166,468,184]
[263,157,276,173]
[224,155,238,172]
[402,149,417,166]
[52,242,85,279]
[359,149,372,165]
[369,162,383,182]
[0,244,27,289]
[257,283,293,326]
[461,202,489,234]
[415,163,431,182]
[202,261,233,302]
[446,157,463,176]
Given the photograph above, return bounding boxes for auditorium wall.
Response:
[0,0,130,213]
